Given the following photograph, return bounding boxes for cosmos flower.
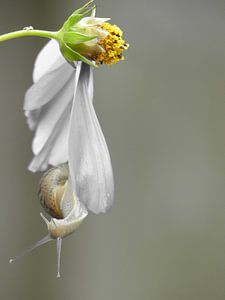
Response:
[24,1,129,214]
[6,1,128,276]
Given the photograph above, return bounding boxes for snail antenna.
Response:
[9,234,53,264]
[56,237,62,278]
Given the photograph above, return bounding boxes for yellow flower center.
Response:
[93,22,129,65]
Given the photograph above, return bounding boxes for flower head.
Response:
[58,0,129,66]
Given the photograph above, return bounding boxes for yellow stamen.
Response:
[93,22,129,65]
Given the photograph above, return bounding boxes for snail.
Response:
[9,163,88,278]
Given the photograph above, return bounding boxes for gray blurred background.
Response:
[0,0,225,299]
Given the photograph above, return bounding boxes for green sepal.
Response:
[62,15,81,31]
[72,0,94,16]
[62,1,96,32]
[75,5,96,20]
[60,42,97,68]
[63,32,97,44]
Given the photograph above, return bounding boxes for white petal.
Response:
[61,177,88,220]
[27,63,82,172]
[33,39,64,82]
[28,103,71,172]
[24,61,74,111]
[48,109,71,166]
[50,178,88,238]
[24,66,75,132]
[24,109,41,131]
[32,75,75,155]
[77,17,111,27]
[68,64,114,214]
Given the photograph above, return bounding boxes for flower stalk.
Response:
[0,29,58,43]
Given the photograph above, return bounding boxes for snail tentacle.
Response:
[10,163,88,277]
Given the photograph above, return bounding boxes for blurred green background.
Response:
[0,0,225,299]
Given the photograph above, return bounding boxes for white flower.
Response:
[24,39,114,214]
[7,1,129,276]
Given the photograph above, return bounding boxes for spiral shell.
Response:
[38,163,69,219]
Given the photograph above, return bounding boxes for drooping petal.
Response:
[49,177,88,239]
[25,109,41,131]
[68,63,114,214]
[33,39,64,82]
[24,41,81,172]
[48,106,71,167]
[24,62,75,133]
[32,75,75,155]
[61,177,88,221]
[24,40,75,132]
[24,61,74,111]
[28,102,71,172]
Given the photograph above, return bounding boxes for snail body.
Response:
[10,163,88,277]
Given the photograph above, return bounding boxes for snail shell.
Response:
[38,163,69,219]
[37,163,88,239]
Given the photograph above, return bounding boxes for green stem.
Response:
[0,29,58,43]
